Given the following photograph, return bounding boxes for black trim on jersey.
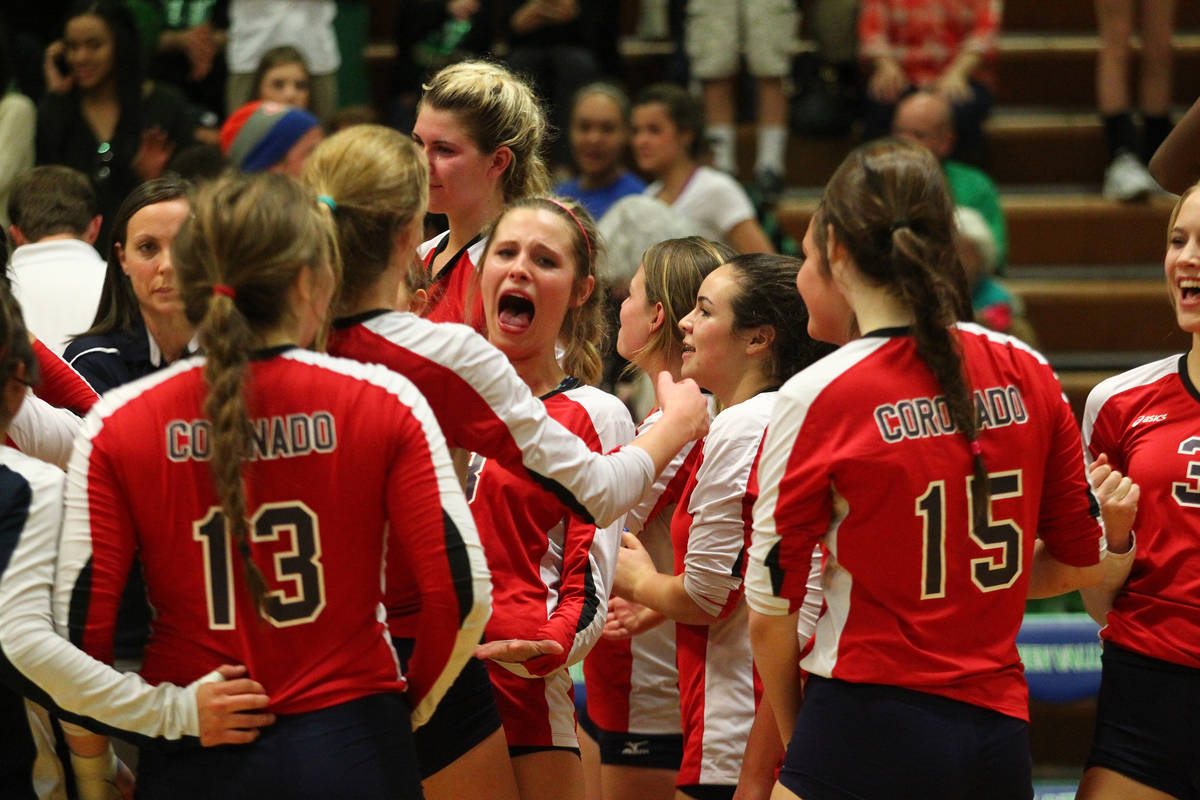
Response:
[529,376,598,524]
[861,325,913,339]
[332,309,391,330]
[0,466,31,578]
[249,344,297,361]
[539,376,584,401]
[442,509,475,626]
[574,561,600,635]
[764,541,787,597]
[430,233,483,284]
[1177,353,1200,403]
[66,560,93,651]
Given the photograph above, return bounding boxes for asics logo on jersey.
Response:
[1131,413,1167,427]
[874,385,1029,444]
[622,740,650,756]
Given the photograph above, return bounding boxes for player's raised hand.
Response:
[655,371,709,442]
[474,638,565,663]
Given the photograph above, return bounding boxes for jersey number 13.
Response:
[193,502,327,629]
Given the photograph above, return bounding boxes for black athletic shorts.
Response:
[592,725,683,770]
[137,692,421,800]
[393,636,503,778]
[778,676,1032,800]
[1086,642,1200,800]
[677,784,735,800]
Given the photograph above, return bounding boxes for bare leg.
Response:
[512,749,585,800]
[580,725,602,800]
[602,764,677,800]
[1138,0,1176,115]
[1095,0,1134,114]
[422,728,521,800]
[1076,765,1179,800]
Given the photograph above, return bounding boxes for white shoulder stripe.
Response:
[66,346,121,367]
[954,320,1052,367]
[1081,353,1181,449]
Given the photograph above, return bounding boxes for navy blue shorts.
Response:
[1087,643,1200,800]
[778,677,1032,800]
[593,726,682,770]
[136,692,422,800]
[677,784,735,799]
[393,636,503,777]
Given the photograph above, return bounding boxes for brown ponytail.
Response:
[816,139,988,532]
[173,173,338,616]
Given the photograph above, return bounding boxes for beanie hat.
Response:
[220,101,320,173]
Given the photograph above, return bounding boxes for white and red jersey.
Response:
[747,323,1105,723]
[471,378,634,678]
[0,445,203,744]
[54,348,490,726]
[418,230,486,333]
[672,392,776,787]
[4,340,96,469]
[1083,353,1200,669]
[583,404,708,735]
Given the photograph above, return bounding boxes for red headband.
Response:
[545,198,591,260]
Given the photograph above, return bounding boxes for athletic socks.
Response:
[708,123,736,173]
[1143,113,1173,162]
[1102,111,1139,160]
[755,125,787,176]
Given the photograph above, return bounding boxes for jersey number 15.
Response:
[914,470,1023,599]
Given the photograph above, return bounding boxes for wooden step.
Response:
[995,34,1200,107]
[1004,0,1200,34]
[777,194,1176,267]
[1008,277,1184,354]
[1058,371,1118,422]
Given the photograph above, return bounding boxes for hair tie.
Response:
[969,439,982,456]
[213,284,237,299]
[317,194,337,212]
[545,198,592,260]
[889,219,911,234]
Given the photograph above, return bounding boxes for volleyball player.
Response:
[746,140,1108,800]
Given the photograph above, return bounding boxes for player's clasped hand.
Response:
[1088,453,1139,554]
[195,664,275,746]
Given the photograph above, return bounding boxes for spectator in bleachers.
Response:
[250,44,313,110]
[859,0,1000,166]
[684,0,798,204]
[1096,0,1174,202]
[555,83,645,222]
[387,0,492,134]
[503,0,617,169]
[790,0,861,137]
[892,89,1008,272]
[632,82,774,254]
[954,205,1035,345]
[224,0,339,119]
[130,0,228,127]
[0,26,36,229]
[219,100,322,177]
[6,166,106,355]
[38,0,198,251]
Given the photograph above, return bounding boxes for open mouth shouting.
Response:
[497,290,536,333]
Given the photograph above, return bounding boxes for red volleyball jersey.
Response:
[469,379,634,679]
[672,392,775,787]
[55,348,490,721]
[418,231,486,333]
[747,324,1104,723]
[583,405,707,735]
[1083,354,1200,669]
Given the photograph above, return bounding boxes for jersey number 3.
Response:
[914,470,1023,599]
[194,502,327,629]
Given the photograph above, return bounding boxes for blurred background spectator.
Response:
[554,82,645,221]
[0,23,36,230]
[955,205,1035,345]
[859,0,1001,166]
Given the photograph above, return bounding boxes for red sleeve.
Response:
[1035,367,1105,568]
[962,0,1002,56]
[33,339,98,414]
[386,406,488,717]
[62,431,137,664]
[857,0,891,60]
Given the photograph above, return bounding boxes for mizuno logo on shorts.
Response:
[622,740,650,756]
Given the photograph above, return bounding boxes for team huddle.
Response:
[0,59,1197,800]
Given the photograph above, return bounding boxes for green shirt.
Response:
[944,158,1008,274]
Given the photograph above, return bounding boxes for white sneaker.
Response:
[1103,152,1159,202]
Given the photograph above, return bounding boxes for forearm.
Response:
[942,50,981,81]
[1026,539,1105,599]
[748,609,802,746]
[627,570,720,626]
[736,698,785,800]
[1149,95,1200,192]
[1080,535,1136,625]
